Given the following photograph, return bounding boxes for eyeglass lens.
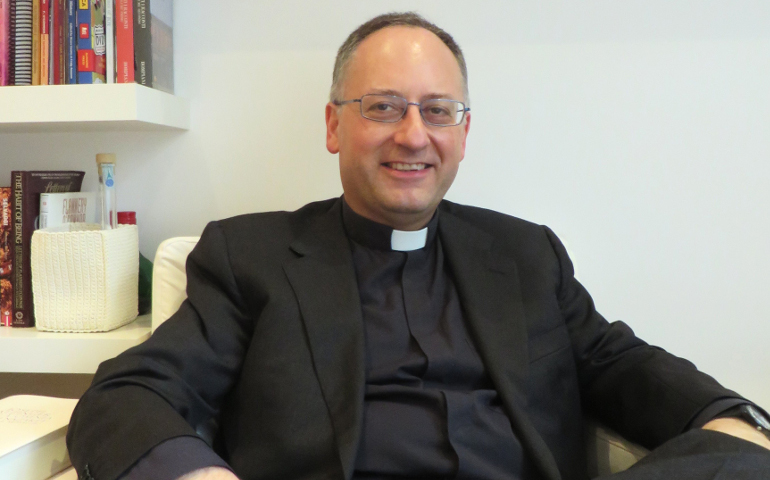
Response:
[360,95,465,125]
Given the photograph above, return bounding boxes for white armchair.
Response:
[151,237,649,477]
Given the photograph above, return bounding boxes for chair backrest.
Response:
[151,236,200,332]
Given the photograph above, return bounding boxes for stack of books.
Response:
[0,0,173,92]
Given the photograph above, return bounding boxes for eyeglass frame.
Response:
[332,93,470,127]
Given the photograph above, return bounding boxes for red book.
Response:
[115,0,133,83]
[10,171,85,328]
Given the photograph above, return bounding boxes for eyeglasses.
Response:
[333,94,470,127]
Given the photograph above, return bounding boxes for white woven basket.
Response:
[31,223,139,332]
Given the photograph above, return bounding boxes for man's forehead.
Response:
[344,26,465,97]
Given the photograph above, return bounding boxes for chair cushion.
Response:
[151,236,199,332]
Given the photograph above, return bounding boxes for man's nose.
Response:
[393,104,431,150]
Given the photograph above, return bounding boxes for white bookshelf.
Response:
[0,84,190,132]
[0,315,152,374]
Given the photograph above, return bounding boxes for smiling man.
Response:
[67,12,770,480]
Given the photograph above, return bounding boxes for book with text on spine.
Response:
[10,171,85,328]
[39,191,97,229]
[115,0,132,83]
[1,187,12,327]
[134,0,172,93]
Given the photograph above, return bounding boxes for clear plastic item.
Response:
[96,153,118,230]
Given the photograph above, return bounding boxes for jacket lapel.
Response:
[283,200,365,480]
[439,209,562,480]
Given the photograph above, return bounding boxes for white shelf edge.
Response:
[0,314,152,374]
[0,84,190,131]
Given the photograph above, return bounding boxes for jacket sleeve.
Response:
[542,226,745,449]
[66,221,254,480]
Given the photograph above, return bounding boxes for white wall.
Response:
[2,0,769,408]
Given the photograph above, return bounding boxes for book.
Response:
[31,0,37,84]
[134,0,172,93]
[64,0,74,83]
[103,0,112,82]
[114,0,132,83]
[0,0,9,85]
[10,171,85,328]
[14,0,32,85]
[39,191,97,228]
[51,0,64,84]
[0,395,79,480]
[76,0,103,83]
[38,0,48,85]
[1,188,11,327]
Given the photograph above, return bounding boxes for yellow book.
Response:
[32,0,40,85]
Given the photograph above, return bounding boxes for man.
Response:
[67,12,770,480]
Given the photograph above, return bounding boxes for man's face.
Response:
[326,26,471,231]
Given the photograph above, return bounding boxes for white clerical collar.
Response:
[391,228,428,251]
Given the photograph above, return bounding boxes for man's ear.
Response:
[326,103,340,154]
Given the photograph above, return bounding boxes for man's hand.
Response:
[176,467,239,480]
[702,417,770,450]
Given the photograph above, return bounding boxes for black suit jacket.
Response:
[67,198,741,480]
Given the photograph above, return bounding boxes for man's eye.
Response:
[427,106,451,116]
[369,102,398,112]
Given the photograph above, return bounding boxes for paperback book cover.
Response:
[10,171,85,328]
[39,191,97,228]
[14,0,32,85]
[114,0,132,83]
[0,395,79,480]
[1,188,12,327]
[134,0,172,93]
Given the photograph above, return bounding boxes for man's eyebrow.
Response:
[368,89,460,101]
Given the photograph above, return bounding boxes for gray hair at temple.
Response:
[330,12,470,105]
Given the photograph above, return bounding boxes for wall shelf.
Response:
[0,315,152,374]
[0,84,190,132]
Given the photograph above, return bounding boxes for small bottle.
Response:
[96,153,118,230]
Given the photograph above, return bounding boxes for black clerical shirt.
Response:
[342,200,530,479]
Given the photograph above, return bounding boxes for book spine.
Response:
[0,0,8,85]
[64,0,73,82]
[39,0,47,84]
[8,0,15,84]
[104,0,112,82]
[50,0,60,83]
[0,188,11,327]
[88,0,103,82]
[14,0,32,85]
[10,172,30,327]
[132,0,148,87]
[75,0,90,83]
[114,0,131,83]
[31,0,38,83]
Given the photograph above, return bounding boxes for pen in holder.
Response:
[31,223,139,332]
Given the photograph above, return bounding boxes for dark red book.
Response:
[10,171,85,328]
[51,0,64,84]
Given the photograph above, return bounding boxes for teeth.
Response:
[389,163,427,171]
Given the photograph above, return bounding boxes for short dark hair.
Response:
[330,12,469,104]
